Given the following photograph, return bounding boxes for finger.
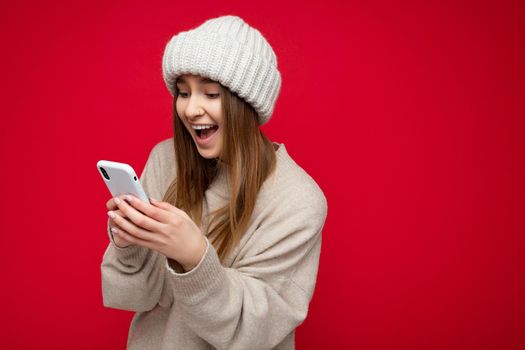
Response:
[109,225,131,242]
[111,226,153,249]
[108,209,129,229]
[108,209,164,244]
[150,197,188,218]
[123,194,174,223]
[115,209,129,219]
[109,217,127,230]
[114,195,166,232]
[106,198,118,210]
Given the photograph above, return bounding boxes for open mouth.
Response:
[195,125,219,140]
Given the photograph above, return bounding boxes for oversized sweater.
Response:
[100,138,328,350]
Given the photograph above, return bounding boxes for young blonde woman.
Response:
[101,15,328,350]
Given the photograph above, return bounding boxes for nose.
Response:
[184,95,205,120]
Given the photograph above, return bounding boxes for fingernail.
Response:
[114,197,121,205]
[125,195,132,202]
[108,211,116,219]
[111,227,118,233]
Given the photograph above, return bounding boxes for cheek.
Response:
[175,100,184,117]
[211,102,223,124]
[175,102,187,129]
[208,99,222,122]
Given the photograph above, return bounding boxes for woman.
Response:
[101,15,328,350]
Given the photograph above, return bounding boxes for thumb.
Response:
[151,197,188,217]
[150,197,171,209]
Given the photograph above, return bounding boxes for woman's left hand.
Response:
[107,194,207,272]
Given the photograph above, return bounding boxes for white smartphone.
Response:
[96,160,150,203]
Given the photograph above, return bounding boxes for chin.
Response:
[197,149,220,160]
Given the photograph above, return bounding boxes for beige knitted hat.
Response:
[162,15,281,125]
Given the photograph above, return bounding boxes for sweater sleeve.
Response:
[100,143,167,312]
[165,192,328,350]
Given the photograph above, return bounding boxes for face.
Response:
[175,74,224,160]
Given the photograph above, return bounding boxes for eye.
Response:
[178,92,189,98]
[206,93,220,99]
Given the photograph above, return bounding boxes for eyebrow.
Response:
[176,76,218,85]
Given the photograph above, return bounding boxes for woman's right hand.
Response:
[106,197,133,248]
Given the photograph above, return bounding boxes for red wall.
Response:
[2,0,524,348]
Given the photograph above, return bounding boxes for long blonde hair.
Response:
[162,82,277,263]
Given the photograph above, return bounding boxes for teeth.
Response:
[192,124,216,130]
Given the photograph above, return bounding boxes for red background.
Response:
[2,0,524,348]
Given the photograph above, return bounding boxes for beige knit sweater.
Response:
[100,138,328,349]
